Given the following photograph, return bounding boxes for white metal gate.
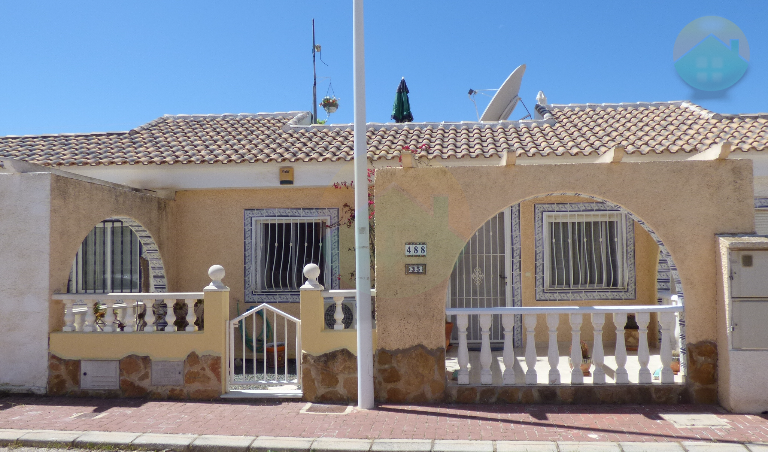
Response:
[227,303,301,396]
[449,210,512,344]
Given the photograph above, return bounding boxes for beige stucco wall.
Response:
[48,174,173,333]
[374,160,754,353]
[518,196,660,344]
[170,186,356,354]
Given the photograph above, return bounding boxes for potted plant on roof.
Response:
[569,340,592,376]
[320,96,339,114]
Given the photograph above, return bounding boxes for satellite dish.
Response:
[480,64,526,121]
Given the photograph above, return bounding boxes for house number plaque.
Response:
[406,264,426,275]
[405,242,427,256]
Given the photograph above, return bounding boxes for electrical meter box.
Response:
[730,250,768,349]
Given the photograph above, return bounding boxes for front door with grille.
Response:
[449,208,519,346]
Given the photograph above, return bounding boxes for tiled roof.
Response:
[0,101,766,167]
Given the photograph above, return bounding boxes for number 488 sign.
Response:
[405,242,427,256]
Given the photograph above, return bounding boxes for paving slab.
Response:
[132,432,199,451]
[682,442,749,451]
[251,436,314,452]
[620,442,685,451]
[73,430,141,448]
[496,441,558,452]
[17,430,83,448]
[558,442,622,452]
[433,439,494,452]
[0,429,30,446]
[747,444,768,452]
[371,439,432,451]
[311,437,373,451]
[191,434,257,452]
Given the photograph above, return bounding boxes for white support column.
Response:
[334,295,345,330]
[569,313,583,385]
[124,300,137,333]
[74,311,84,332]
[613,312,629,384]
[660,311,675,384]
[524,314,537,385]
[83,300,96,333]
[353,0,374,411]
[185,299,197,332]
[102,301,115,333]
[165,299,176,332]
[502,314,515,385]
[479,314,492,385]
[457,314,469,385]
[144,300,156,332]
[546,313,560,385]
[591,313,606,384]
[636,311,652,384]
[62,300,75,332]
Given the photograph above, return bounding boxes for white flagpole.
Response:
[353,0,374,409]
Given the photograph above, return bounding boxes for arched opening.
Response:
[447,193,685,384]
[66,217,167,294]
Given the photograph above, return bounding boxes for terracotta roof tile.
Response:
[1,103,767,167]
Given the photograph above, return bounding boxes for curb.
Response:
[1,429,766,451]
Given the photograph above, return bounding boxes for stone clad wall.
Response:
[48,351,222,399]
[301,349,358,403]
[374,345,445,403]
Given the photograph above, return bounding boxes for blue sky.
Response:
[0,1,766,136]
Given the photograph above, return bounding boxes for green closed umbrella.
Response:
[391,78,413,123]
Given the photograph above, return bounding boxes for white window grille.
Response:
[755,209,768,235]
[68,219,142,293]
[244,208,340,303]
[535,203,635,301]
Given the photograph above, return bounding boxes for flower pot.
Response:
[671,357,680,375]
[624,329,639,352]
[569,357,592,376]
[324,105,337,114]
[265,342,286,369]
[445,322,454,350]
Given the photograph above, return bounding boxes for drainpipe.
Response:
[353,0,374,410]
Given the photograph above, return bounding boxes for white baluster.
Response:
[83,300,96,332]
[333,295,345,330]
[74,311,84,332]
[63,300,75,332]
[524,314,538,385]
[479,314,492,385]
[502,314,515,385]
[124,300,137,332]
[613,312,629,384]
[185,299,197,332]
[546,313,560,384]
[114,306,125,332]
[660,311,675,384]
[591,313,606,384]
[144,300,156,332]
[569,313,583,384]
[636,312,651,384]
[165,299,176,332]
[457,314,469,385]
[103,301,115,332]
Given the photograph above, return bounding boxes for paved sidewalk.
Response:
[0,395,767,450]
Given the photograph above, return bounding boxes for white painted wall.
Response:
[0,172,51,393]
[725,351,768,413]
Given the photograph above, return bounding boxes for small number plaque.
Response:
[406,264,426,274]
[405,242,427,256]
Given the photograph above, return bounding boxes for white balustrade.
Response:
[446,305,683,387]
[165,299,176,332]
[501,314,515,385]
[569,313,583,385]
[144,300,156,332]
[592,313,606,384]
[524,314,538,385]
[320,289,376,331]
[333,295,345,330]
[479,314,492,385]
[51,292,205,334]
[613,312,629,384]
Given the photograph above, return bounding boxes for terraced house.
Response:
[1,95,767,412]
